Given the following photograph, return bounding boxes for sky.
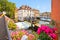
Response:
[8,0,51,13]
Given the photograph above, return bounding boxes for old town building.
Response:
[32,9,40,18]
[40,12,51,19]
[14,8,18,22]
[18,5,40,21]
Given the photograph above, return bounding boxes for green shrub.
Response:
[32,31,39,40]
[38,32,52,40]
[51,20,55,26]
[8,20,17,30]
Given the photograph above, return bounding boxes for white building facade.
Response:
[18,9,34,21]
[17,5,40,21]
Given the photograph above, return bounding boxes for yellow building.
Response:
[14,8,18,22]
[32,9,40,18]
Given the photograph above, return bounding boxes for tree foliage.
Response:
[0,0,16,18]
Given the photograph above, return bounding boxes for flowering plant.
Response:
[11,30,36,40]
[37,25,57,40]
[8,20,17,30]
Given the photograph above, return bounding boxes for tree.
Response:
[0,0,16,19]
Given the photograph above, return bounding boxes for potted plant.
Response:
[37,25,57,40]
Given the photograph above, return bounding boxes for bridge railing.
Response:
[0,12,12,40]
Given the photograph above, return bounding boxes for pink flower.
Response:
[41,25,49,31]
[50,33,57,39]
[53,27,57,31]
[28,34,35,40]
[21,30,26,32]
[17,37,21,40]
[11,31,16,37]
[37,27,41,35]
[45,28,53,34]
[37,25,58,39]
[15,31,19,35]
[49,29,53,33]
[45,28,50,34]
[39,25,41,27]
[21,30,28,35]
[41,25,46,30]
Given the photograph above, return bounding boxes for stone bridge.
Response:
[0,12,11,40]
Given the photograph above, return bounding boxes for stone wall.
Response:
[0,16,9,40]
[51,0,60,40]
[51,0,60,32]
